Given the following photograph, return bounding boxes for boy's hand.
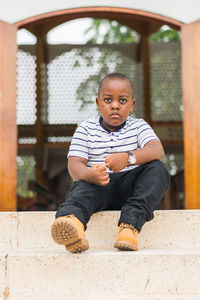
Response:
[88,164,110,186]
[104,153,128,173]
[68,157,109,185]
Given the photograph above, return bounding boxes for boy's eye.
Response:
[104,98,112,103]
[120,98,128,103]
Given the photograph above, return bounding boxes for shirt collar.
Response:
[99,116,126,133]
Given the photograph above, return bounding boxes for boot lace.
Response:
[119,222,138,234]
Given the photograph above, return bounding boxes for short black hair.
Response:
[98,73,134,97]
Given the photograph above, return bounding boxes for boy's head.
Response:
[96,73,136,131]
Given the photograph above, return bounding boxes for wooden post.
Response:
[35,28,47,185]
[143,35,151,123]
[181,20,200,208]
[0,21,17,211]
[139,24,151,124]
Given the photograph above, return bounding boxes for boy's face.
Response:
[96,77,136,131]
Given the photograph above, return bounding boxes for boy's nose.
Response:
[111,101,120,109]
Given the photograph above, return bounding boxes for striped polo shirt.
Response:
[68,116,159,173]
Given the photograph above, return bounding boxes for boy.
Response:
[51,73,170,253]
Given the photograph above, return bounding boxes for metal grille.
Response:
[17,47,37,125]
[17,42,182,125]
[153,125,183,140]
[47,44,140,124]
[150,42,182,121]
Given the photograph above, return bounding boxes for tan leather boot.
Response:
[114,223,138,251]
[51,215,89,253]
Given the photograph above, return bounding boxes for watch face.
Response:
[128,154,136,165]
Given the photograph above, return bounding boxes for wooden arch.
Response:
[16,7,182,33]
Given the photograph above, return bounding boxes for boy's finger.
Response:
[100,177,110,185]
[94,164,103,168]
[105,162,110,168]
[107,164,114,170]
[100,172,109,179]
[97,164,107,171]
[104,157,111,163]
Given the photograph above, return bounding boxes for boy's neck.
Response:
[99,116,127,133]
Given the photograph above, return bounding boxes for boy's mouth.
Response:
[110,113,120,118]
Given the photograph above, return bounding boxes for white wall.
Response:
[0,0,200,24]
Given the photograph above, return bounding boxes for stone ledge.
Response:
[2,295,200,300]
[1,210,200,250]
[0,248,200,298]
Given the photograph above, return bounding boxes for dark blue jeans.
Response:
[56,160,170,232]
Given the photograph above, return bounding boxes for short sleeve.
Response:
[137,119,159,148]
[67,124,89,160]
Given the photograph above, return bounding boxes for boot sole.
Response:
[114,241,138,251]
[51,219,89,253]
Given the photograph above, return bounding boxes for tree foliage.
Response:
[150,26,180,42]
[17,156,36,197]
[84,19,180,44]
[84,19,136,44]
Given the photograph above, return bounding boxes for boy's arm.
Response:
[68,156,110,186]
[104,139,164,173]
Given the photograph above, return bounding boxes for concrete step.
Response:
[0,248,200,298]
[1,210,200,251]
[1,210,200,299]
[2,296,200,300]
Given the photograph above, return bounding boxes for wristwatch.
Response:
[127,151,136,165]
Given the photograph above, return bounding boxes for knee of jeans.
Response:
[73,180,99,197]
[150,160,170,185]
[147,160,169,175]
[77,180,91,188]
[149,160,164,169]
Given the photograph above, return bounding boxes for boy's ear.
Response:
[96,98,100,111]
[130,98,136,113]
